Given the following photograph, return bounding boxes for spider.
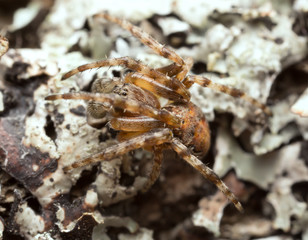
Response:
[46,12,272,212]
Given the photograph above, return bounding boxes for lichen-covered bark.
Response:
[1,0,308,240]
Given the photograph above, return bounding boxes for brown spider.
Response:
[46,12,272,212]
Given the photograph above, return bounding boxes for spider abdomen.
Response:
[164,102,211,157]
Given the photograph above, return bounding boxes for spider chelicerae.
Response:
[46,12,272,212]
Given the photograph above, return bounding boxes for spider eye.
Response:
[120,88,129,96]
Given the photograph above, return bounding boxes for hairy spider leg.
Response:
[45,92,182,127]
[141,145,164,193]
[62,128,172,172]
[94,12,186,67]
[111,119,243,211]
[62,57,146,80]
[116,131,147,142]
[94,13,193,89]
[155,57,193,80]
[170,138,244,212]
[123,58,194,101]
[156,63,183,77]
[176,57,194,81]
[183,75,272,116]
[61,57,190,101]
[110,116,166,131]
[124,72,188,102]
[110,116,165,161]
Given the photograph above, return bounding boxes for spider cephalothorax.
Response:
[46,12,272,212]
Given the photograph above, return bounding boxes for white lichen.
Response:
[15,202,45,238]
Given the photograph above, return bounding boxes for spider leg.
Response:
[156,63,183,77]
[170,138,244,212]
[116,131,146,142]
[61,57,190,101]
[124,72,190,102]
[94,12,186,67]
[110,116,165,132]
[141,146,164,193]
[45,92,182,127]
[155,57,193,79]
[63,128,172,172]
[183,75,272,116]
[62,57,149,80]
[175,57,194,81]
